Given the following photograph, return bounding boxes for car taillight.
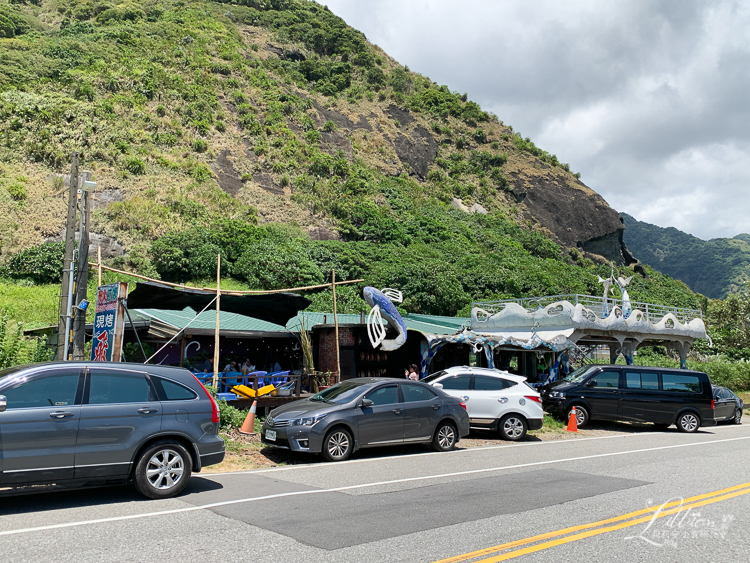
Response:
[711,399,715,410]
[193,374,220,423]
[524,395,542,404]
[459,401,467,410]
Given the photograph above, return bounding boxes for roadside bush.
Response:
[1,242,64,284]
[0,314,51,369]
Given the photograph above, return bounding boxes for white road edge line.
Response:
[2,433,750,538]
[205,424,750,477]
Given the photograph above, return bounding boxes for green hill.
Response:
[0,0,700,319]
[622,213,750,299]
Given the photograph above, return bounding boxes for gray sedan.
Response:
[261,378,470,461]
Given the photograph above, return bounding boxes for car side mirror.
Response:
[359,398,373,408]
[0,395,6,412]
[586,380,596,387]
[432,383,444,390]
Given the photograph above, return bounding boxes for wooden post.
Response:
[97,246,102,287]
[73,171,92,360]
[57,153,79,359]
[332,269,341,382]
[212,254,221,388]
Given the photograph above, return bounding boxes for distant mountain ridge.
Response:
[622,213,750,298]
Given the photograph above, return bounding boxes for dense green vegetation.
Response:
[0,0,705,317]
[622,213,750,299]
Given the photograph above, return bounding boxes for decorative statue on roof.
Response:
[597,266,634,319]
[614,274,634,319]
[363,287,407,351]
[597,269,615,318]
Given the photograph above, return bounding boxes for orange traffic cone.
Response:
[239,400,258,435]
[566,406,578,433]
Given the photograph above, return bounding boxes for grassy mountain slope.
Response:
[622,213,750,299]
[0,0,699,319]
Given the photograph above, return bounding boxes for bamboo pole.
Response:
[332,269,340,383]
[212,254,221,388]
[86,261,363,294]
[97,246,102,287]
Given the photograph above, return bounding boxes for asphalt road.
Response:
[1,423,749,562]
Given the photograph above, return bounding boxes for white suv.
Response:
[423,367,544,441]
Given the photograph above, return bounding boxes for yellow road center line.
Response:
[433,480,750,563]
[472,487,750,563]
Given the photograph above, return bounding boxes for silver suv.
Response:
[0,362,224,498]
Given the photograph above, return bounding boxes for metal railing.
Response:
[472,294,703,324]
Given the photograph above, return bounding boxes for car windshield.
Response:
[309,380,369,404]
[564,365,599,383]
[422,371,448,384]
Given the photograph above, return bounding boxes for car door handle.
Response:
[49,411,74,419]
[137,408,159,414]
[498,397,508,403]
[431,404,440,410]
[392,409,402,415]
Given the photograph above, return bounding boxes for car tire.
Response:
[676,412,700,433]
[133,440,192,499]
[432,421,457,452]
[499,415,527,441]
[733,408,742,425]
[321,427,353,462]
[566,405,589,428]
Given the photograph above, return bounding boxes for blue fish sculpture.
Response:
[363,287,407,351]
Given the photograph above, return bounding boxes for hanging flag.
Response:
[91,282,128,362]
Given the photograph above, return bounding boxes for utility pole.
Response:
[57,154,79,360]
[72,171,93,360]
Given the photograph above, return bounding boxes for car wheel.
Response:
[321,428,353,462]
[499,415,527,441]
[133,440,192,499]
[677,412,700,433]
[733,408,742,425]
[566,405,589,428]
[432,421,457,452]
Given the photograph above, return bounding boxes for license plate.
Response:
[265,430,276,441]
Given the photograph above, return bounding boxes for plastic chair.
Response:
[267,370,290,385]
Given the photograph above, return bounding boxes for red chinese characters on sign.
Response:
[94,331,109,361]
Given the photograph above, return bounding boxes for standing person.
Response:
[408,364,419,381]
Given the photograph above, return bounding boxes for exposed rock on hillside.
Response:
[0,0,636,276]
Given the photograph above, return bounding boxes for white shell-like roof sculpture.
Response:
[471,294,706,346]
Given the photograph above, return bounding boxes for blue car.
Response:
[0,362,225,498]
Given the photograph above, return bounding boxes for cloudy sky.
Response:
[325,0,750,240]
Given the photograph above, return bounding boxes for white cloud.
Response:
[325,0,750,239]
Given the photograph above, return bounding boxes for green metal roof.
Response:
[136,308,291,334]
[133,308,467,337]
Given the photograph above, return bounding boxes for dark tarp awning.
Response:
[126,282,311,326]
